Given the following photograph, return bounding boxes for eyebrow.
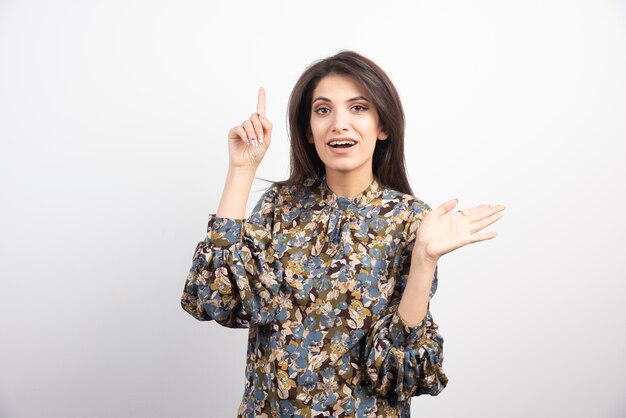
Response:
[312,95,371,104]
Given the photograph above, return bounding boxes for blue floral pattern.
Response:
[181,177,448,417]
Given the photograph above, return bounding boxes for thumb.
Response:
[433,198,459,216]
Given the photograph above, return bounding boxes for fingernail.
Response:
[259,134,264,143]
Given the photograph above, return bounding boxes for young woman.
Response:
[181,50,505,417]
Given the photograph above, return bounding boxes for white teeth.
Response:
[329,140,356,146]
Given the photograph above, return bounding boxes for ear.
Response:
[307,129,314,143]
[376,122,388,140]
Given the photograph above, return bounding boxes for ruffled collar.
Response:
[304,176,383,211]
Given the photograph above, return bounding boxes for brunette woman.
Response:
[181,50,505,417]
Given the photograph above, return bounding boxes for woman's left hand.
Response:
[413,199,506,265]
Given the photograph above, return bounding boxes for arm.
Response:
[218,85,273,220]
[397,254,437,327]
[364,195,506,399]
[181,87,278,327]
[216,167,256,219]
[363,203,448,400]
[180,184,282,328]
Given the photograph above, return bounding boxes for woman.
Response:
[181,50,505,417]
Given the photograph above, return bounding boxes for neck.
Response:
[325,169,374,198]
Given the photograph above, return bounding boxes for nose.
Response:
[331,108,350,133]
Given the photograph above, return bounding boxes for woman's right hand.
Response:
[227,87,273,169]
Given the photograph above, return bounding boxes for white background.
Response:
[1,1,625,417]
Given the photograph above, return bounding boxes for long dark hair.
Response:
[273,50,413,196]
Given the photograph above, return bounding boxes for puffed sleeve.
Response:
[180,185,282,328]
[363,201,448,400]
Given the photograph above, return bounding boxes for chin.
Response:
[320,155,372,175]
[326,163,369,176]
[324,162,353,172]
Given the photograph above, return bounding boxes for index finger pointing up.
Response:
[257,86,266,115]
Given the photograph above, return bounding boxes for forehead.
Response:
[312,74,370,100]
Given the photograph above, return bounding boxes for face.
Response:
[308,73,388,179]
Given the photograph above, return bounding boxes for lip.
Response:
[326,137,358,145]
[326,137,358,155]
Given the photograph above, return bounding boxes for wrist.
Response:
[217,167,257,219]
[412,245,439,268]
[407,246,437,285]
[228,165,257,176]
[225,166,257,187]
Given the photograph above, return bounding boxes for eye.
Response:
[314,107,330,115]
[352,104,368,111]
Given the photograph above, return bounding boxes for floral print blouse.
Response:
[181,177,448,417]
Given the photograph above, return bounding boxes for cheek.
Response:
[310,120,329,142]
[366,117,381,132]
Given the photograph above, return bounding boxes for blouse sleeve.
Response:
[180,185,282,328]
[363,202,449,401]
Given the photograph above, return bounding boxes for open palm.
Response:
[415,199,506,263]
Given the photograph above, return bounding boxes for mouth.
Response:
[327,138,357,149]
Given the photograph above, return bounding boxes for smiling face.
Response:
[308,73,388,181]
